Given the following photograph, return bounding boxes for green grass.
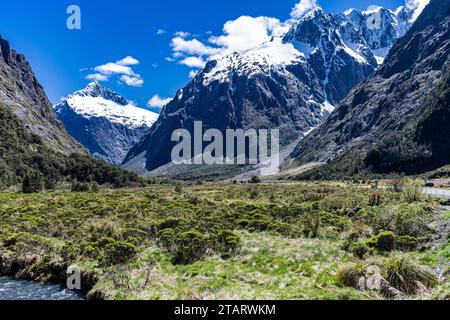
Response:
[442,211,450,219]
[0,182,447,300]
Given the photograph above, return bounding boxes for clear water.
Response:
[0,276,84,300]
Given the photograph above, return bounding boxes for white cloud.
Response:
[175,31,191,38]
[116,56,140,66]
[405,0,430,21]
[171,37,220,56]
[120,75,144,87]
[95,63,135,76]
[84,56,144,87]
[208,16,289,54]
[85,73,108,81]
[290,0,319,19]
[180,56,206,68]
[167,15,292,72]
[147,95,172,109]
[157,29,166,35]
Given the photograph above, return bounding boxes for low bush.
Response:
[392,204,432,237]
[71,181,91,192]
[367,231,396,252]
[103,241,138,265]
[250,176,261,184]
[350,241,370,259]
[158,229,210,264]
[342,232,360,251]
[215,230,241,255]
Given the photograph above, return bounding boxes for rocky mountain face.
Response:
[54,82,158,165]
[0,35,83,154]
[124,5,413,173]
[291,0,450,178]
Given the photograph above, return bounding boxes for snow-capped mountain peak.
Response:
[56,82,158,129]
[54,83,159,165]
[202,37,305,86]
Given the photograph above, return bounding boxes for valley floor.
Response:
[0,182,448,300]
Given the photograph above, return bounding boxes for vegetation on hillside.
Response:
[294,67,450,181]
[0,102,146,191]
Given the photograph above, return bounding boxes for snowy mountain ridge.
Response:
[54,82,158,165]
[202,6,413,88]
[123,4,416,173]
[56,82,158,129]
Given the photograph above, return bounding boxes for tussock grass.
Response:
[384,256,438,295]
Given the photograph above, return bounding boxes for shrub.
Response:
[342,232,360,251]
[91,182,101,193]
[248,188,259,199]
[157,218,182,231]
[216,230,241,255]
[383,256,438,295]
[103,241,137,265]
[337,262,367,288]
[158,229,210,264]
[71,181,92,192]
[393,204,432,237]
[395,235,424,251]
[355,206,393,233]
[303,211,321,238]
[367,231,396,252]
[350,241,370,259]
[22,170,44,193]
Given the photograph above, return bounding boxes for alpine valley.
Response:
[123,4,415,176]
[0,0,450,303]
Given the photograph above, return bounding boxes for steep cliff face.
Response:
[54,82,158,165]
[124,5,412,173]
[291,0,450,178]
[0,35,83,154]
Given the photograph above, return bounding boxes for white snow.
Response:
[372,47,391,65]
[203,38,304,85]
[341,45,369,65]
[57,86,159,129]
[322,101,335,113]
[362,6,383,15]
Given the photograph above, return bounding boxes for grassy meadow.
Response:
[0,181,448,300]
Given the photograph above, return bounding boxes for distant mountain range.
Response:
[291,0,450,179]
[123,5,414,174]
[54,82,159,165]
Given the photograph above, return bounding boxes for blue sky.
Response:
[0,0,406,109]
